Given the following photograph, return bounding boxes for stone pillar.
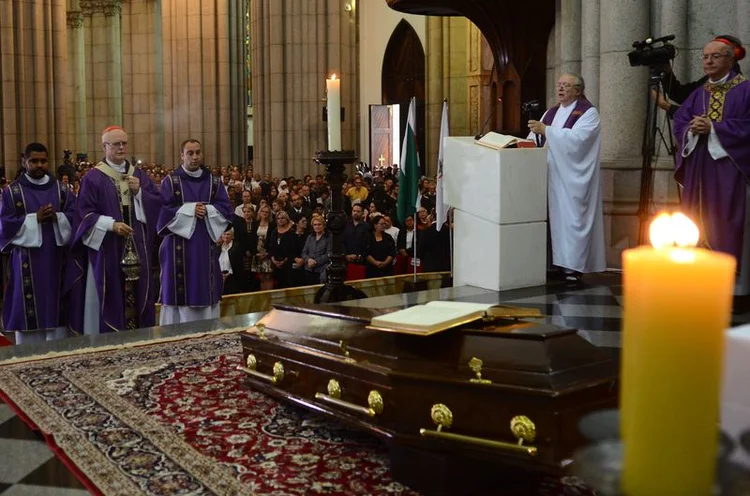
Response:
[598,0,649,261]
[67,2,87,156]
[425,17,471,177]
[81,0,123,158]
[0,0,69,177]
[546,21,556,107]
[559,0,582,76]
[660,0,688,79]
[580,0,600,106]
[160,0,247,169]
[738,0,750,75]
[252,0,359,178]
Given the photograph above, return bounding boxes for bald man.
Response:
[70,126,161,333]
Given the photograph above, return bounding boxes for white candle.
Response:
[326,74,342,150]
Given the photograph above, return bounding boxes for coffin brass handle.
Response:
[419,404,537,456]
[237,354,285,384]
[315,379,384,417]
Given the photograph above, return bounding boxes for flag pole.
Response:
[413,221,418,282]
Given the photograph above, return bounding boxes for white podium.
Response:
[443,137,548,291]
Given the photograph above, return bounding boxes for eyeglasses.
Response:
[104,141,128,148]
[556,82,579,90]
[701,53,729,61]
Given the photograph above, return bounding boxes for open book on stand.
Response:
[367,300,543,336]
[475,131,535,150]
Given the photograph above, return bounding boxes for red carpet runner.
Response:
[0,333,594,495]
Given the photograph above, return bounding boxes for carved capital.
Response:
[66,10,84,29]
[80,0,123,17]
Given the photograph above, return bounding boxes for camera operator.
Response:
[673,36,750,266]
[657,35,745,117]
[527,73,606,284]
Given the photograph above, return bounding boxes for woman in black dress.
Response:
[266,210,296,289]
[365,215,397,279]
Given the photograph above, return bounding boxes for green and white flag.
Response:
[435,100,449,231]
[397,97,420,226]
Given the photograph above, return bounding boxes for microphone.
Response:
[474,98,502,140]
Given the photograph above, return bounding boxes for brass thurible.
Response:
[419,404,538,456]
[468,357,492,384]
[237,354,285,384]
[315,378,384,417]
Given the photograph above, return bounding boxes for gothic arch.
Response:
[382,20,426,173]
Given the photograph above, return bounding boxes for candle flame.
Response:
[650,212,699,250]
[330,74,337,80]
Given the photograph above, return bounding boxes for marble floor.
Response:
[1,272,748,494]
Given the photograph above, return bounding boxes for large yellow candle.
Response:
[621,213,736,495]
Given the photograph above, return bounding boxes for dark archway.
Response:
[382,20,426,175]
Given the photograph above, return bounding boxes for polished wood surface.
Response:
[239,302,618,493]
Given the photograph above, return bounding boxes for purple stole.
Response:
[539,98,594,145]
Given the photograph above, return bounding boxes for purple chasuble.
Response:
[541,97,594,130]
[69,163,161,333]
[674,72,750,264]
[0,175,76,331]
[157,168,232,307]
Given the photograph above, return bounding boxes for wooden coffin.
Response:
[238,303,618,493]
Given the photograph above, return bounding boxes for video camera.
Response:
[521,100,544,121]
[628,35,676,68]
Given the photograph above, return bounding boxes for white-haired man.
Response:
[527,73,606,284]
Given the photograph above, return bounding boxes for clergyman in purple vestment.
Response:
[70,126,161,334]
[157,139,232,325]
[0,143,76,343]
[674,39,750,265]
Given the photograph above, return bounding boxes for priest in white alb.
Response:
[527,73,606,284]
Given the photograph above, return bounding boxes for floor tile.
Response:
[0,415,44,442]
[0,486,90,496]
[18,457,86,489]
[0,404,16,425]
[556,293,621,307]
[0,439,54,483]
[562,316,623,333]
[577,330,622,348]
[558,303,622,319]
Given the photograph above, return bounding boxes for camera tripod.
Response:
[636,67,677,244]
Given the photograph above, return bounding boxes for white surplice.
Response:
[528,101,606,273]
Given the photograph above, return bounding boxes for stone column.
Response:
[252,0,359,178]
[67,2,87,156]
[160,0,247,168]
[738,0,750,75]
[598,0,649,260]
[660,0,688,79]
[580,0,600,106]
[0,0,69,177]
[81,0,123,158]
[559,0,582,76]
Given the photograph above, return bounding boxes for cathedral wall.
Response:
[358,1,425,168]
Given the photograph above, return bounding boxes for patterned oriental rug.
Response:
[0,332,595,496]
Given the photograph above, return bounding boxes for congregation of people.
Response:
[0,128,451,339]
[1,34,747,342]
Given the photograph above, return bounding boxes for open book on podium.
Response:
[367,300,542,336]
[475,131,536,150]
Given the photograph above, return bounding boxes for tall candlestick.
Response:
[326,74,342,151]
[620,213,736,496]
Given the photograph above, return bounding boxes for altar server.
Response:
[673,37,750,264]
[71,126,161,333]
[527,73,606,283]
[1,143,76,340]
[157,139,232,325]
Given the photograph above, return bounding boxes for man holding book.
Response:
[526,73,606,284]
